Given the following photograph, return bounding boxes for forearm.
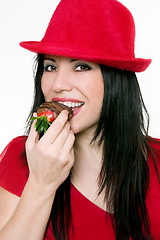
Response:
[0,110,75,239]
[0,179,55,240]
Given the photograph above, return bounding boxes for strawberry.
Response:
[31,110,55,135]
[31,101,73,136]
[38,110,55,123]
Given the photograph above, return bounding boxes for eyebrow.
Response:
[71,59,79,62]
[43,57,79,63]
[44,57,56,62]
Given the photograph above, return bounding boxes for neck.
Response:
[71,129,103,193]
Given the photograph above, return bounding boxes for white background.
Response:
[0,0,160,153]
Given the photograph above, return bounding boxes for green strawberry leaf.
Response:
[31,116,51,134]
[30,117,38,121]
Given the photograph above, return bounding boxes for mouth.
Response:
[52,98,85,117]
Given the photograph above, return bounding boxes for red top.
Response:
[0,136,160,239]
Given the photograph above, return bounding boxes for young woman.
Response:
[0,0,160,239]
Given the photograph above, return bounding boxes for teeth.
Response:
[59,101,84,108]
[75,103,79,107]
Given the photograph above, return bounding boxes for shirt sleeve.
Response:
[0,136,29,197]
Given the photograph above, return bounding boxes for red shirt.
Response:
[0,136,160,239]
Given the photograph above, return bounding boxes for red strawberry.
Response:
[37,110,55,123]
[31,101,73,136]
[31,110,57,135]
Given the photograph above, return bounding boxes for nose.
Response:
[52,69,73,93]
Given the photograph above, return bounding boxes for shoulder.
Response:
[0,136,28,170]
[147,136,160,171]
[147,137,160,178]
[0,136,27,159]
[146,137,160,237]
[146,137,160,196]
[0,136,29,197]
[148,137,160,151]
[147,137,160,166]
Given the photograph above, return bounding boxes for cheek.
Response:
[89,82,104,98]
[79,74,104,121]
[78,71,104,97]
[88,75,104,117]
[86,73,104,104]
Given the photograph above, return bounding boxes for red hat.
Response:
[20,0,151,72]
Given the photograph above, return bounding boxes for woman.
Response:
[0,0,160,239]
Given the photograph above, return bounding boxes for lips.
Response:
[52,98,84,117]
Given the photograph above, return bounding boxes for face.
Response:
[41,55,104,135]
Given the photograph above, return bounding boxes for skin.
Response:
[0,56,105,239]
[41,55,104,135]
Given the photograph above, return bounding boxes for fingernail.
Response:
[63,110,68,116]
[33,112,37,117]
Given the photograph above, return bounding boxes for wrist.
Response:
[24,176,57,200]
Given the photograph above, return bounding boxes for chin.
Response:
[70,120,98,138]
[70,124,81,135]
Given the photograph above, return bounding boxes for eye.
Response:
[74,64,91,72]
[44,64,57,72]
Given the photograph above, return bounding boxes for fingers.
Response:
[53,121,71,148]
[40,110,69,145]
[53,130,75,170]
[61,132,75,168]
[62,130,75,155]
[26,110,75,190]
[27,110,74,157]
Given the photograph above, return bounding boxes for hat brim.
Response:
[20,41,151,72]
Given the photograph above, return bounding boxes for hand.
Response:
[25,110,75,194]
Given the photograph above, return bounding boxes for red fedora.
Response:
[20,0,151,72]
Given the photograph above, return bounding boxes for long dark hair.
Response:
[26,54,160,240]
